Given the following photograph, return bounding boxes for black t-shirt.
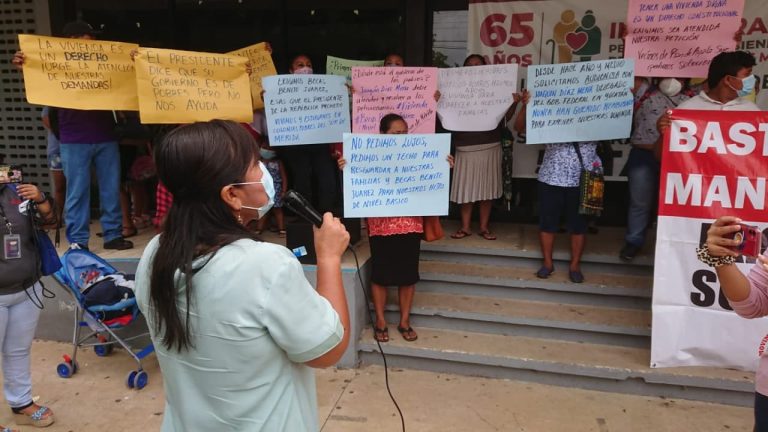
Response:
[0,186,39,294]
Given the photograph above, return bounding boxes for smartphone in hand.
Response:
[731,225,763,258]
[0,165,22,184]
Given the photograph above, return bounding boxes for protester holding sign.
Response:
[13,21,133,251]
[446,55,517,241]
[515,91,601,283]
[619,77,694,262]
[278,54,339,213]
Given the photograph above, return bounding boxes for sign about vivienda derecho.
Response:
[624,0,744,77]
[652,109,768,372]
[437,63,518,131]
[342,133,451,217]
[134,47,252,124]
[262,74,350,146]
[326,55,384,82]
[525,59,634,144]
[18,34,139,110]
[351,67,438,134]
[229,42,277,109]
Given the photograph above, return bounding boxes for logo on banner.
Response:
[556,10,603,63]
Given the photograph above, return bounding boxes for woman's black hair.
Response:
[463,54,487,66]
[288,53,312,72]
[150,120,261,352]
[379,113,407,133]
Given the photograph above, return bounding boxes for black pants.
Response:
[756,392,768,431]
[281,144,338,214]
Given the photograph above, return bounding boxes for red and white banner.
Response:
[652,109,768,371]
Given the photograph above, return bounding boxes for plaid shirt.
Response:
[153,182,173,229]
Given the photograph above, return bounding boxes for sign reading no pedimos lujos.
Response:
[134,47,252,124]
[229,42,277,110]
[18,34,139,110]
[342,133,451,218]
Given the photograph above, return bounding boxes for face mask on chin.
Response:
[230,162,275,221]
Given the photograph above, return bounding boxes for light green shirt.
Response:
[135,237,343,431]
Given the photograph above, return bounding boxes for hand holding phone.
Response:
[730,225,763,258]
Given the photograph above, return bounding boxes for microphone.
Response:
[283,190,324,227]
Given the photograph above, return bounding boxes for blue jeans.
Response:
[624,148,659,247]
[0,284,42,408]
[60,142,122,246]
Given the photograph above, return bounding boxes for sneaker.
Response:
[69,243,89,251]
[619,243,641,262]
[104,237,133,250]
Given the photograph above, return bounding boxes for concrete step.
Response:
[418,260,652,310]
[358,327,754,407]
[377,291,650,348]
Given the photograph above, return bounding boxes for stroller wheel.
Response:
[126,370,137,389]
[133,371,149,390]
[57,362,73,378]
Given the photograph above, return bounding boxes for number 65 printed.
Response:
[479,13,535,48]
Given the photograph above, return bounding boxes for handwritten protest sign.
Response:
[351,67,438,134]
[262,74,350,146]
[342,133,450,217]
[437,64,518,131]
[526,59,634,145]
[326,55,384,82]
[624,0,744,77]
[134,47,251,124]
[229,42,276,109]
[18,34,139,110]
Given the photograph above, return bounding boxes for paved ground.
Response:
[0,340,752,431]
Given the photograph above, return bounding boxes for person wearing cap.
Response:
[12,21,133,252]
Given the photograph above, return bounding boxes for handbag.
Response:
[35,228,62,276]
[422,216,444,242]
[571,143,605,217]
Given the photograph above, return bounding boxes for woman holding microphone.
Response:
[135,120,350,431]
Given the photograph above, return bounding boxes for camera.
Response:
[0,165,23,184]
[731,224,763,258]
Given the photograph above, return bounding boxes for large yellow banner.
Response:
[134,47,252,124]
[229,42,277,110]
[18,34,139,110]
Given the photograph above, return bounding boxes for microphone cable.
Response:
[347,244,406,432]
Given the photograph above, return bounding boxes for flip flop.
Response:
[397,326,418,342]
[450,229,472,239]
[373,326,389,343]
[479,230,497,240]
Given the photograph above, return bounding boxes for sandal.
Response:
[450,229,472,239]
[479,230,497,240]
[373,326,389,343]
[13,404,54,427]
[397,326,418,342]
[1,427,20,432]
[122,226,138,238]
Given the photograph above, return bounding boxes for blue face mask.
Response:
[231,162,275,220]
[259,148,276,160]
[733,74,756,97]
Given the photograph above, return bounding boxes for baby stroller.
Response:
[52,248,154,390]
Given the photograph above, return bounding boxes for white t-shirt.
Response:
[135,237,343,432]
[676,91,761,111]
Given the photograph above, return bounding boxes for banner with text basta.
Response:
[18,34,139,110]
[652,109,768,371]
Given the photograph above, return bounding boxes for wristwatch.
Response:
[34,192,47,204]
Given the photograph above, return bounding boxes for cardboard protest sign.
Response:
[624,0,744,77]
[326,55,384,82]
[652,109,768,371]
[351,67,438,134]
[18,34,139,110]
[525,59,634,144]
[262,74,350,146]
[229,42,276,109]
[134,47,251,124]
[437,64,518,131]
[342,133,451,217]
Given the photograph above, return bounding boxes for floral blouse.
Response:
[367,217,423,237]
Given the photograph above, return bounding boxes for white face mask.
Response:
[658,78,682,97]
[230,162,275,220]
[293,66,313,75]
